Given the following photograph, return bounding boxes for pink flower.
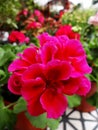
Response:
[33,10,45,24]
[25,9,44,30]
[26,21,42,30]
[28,10,45,24]
[8,31,29,44]
[24,37,30,43]
[8,47,38,72]
[88,12,98,26]
[8,33,92,119]
[16,9,28,21]
[22,9,28,16]
[8,72,22,95]
[55,25,80,40]
[21,61,71,118]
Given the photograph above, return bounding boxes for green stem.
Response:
[2,101,17,110]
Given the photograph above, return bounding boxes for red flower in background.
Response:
[8,31,29,44]
[33,9,45,24]
[8,33,92,119]
[16,9,28,21]
[56,25,80,40]
[25,9,45,30]
[59,10,67,18]
[26,21,42,30]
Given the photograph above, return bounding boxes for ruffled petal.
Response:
[22,64,44,80]
[63,39,86,61]
[38,33,52,46]
[8,59,30,72]
[62,78,79,95]
[40,88,68,118]
[45,60,72,80]
[21,47,37,64]
[8,73,22,95]
[76,76,91,96]
[71,58,92,77]
[27,96,45,116]
[21,78,46,100]
[40,42,58,64]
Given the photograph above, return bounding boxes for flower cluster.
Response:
[8,33,92,119]
[25,9,45,30]
[55,25,80,40]
[8,31,29,44]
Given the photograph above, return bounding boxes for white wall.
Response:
[69,0,93,9]
[34,0,93,9]
[34,0,51,6]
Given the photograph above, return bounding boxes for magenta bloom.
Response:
[8,33,92,119]
[8,31,29,44]
[56,25,80,40]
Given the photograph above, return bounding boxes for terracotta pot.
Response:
[14,112,46,130]
[75,82,97,112]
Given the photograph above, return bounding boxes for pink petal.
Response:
[22,64,44,80]
[53,36,69,60]
[40,88,68,118]
[21,47,37,64]
[27,96,45,116]
[57,35,69,45]
[8,73,22,95]
[8,59,30,72]
[63,39,86,61]
[40,42,57,64]
[38,33,52,46]
[45,60,72,80]
[62,78,79,95]
[71,58,92,78]
[21,78,46,100]
[76,76,91,96]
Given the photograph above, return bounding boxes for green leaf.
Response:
[0,96,5,108]
[0,97,16,130]
[0,108,16,130]
[87,92,98,108]
[13,97,27,114]
[67,95,81,108]
[25,112,60,130]
[47,117,61,130]
[0,47,5,59]
[0,49,15,66]
[0,69,7,84]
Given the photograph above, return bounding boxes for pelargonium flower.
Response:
[16,9,28,21]
[33,9,45,24]
[55,25,80,40]
[8,31,30,44]
[8,72,22,95]
[88,12,98,26]
[26,21,42,30]
[8,33,92,119]
[24,9,44,30]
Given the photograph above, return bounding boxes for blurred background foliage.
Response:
[0,0,40,30]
